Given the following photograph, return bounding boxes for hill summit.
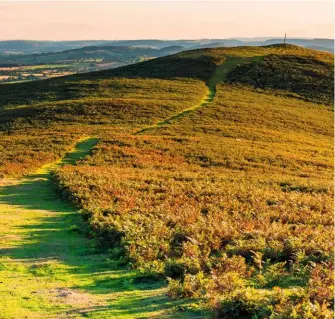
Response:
[0,44,333,129]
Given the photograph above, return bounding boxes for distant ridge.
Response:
[0,38,332,54]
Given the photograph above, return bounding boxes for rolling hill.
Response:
[0,38,332,55]
[0,39,331,86]
[0,44,333,318]
[0,45,185,66]
[0,44,332,122]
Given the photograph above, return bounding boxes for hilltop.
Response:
[0,44,333,128]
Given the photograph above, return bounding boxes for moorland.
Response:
[0,38,332,84]
[0,44,333,319]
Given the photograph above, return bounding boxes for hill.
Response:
[263,38,334,51]
[0,44,332,118]
[0,44,333,318]
[0,38,332,55]
[0,45,185,66]
[0,40,331,85]
[0,45,186,85]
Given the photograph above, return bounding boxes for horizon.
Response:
[0,1,333,40]
[0,36,333,42]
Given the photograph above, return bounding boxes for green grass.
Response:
[0,138,208,319]
[135,86,215,134]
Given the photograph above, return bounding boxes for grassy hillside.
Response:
[0,128,80,178]
[227,53,334,104]
[0,44,333,318]
[0,44,332,109]
[53,83,333,318]
[0,78,206,126]
[0,77,206,179]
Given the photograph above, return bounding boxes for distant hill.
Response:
[0,45,185,66]
[158,45,185,54]
[306,46,333,53]
[190,42,226,49]
[0,40,112,54]
[0,38,332,55]
[0,39,205,54]
[0,44,332,121]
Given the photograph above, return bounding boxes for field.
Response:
[0,45,187,84]
[0,62,128,84]
[0,64,79,84]
[0,44,333,318]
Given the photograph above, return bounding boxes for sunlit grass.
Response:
[0,138,208,318]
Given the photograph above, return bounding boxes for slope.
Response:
[0,44,333,318]
[49,46,333,317]
[136,57,250,134]
[0,44,333,129]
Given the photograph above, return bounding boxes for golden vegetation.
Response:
[1,44,333,317]
[0,128,82,178]
[54,83,333,318]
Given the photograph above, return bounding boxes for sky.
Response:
[0,1,333,40]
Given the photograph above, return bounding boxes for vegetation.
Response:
[0,78,206,129]
[0,45,186,84]
[0,44,333,318]
[0,138,206,318]
[53,84,333,318]
[0,128,81,178]
[227,52,334,105]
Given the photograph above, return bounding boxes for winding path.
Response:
[0,138,202,319]
[136,86,216,134]
[0,57,246,318]
[135,57,243,135]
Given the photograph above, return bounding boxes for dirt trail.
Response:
[0,137,203,319]
[135,57,243,135]
[136,86,215,134]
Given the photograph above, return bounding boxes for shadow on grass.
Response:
[65,294,205,319]
[0,137,207,318]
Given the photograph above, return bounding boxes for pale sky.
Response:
[0,1,333,40]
